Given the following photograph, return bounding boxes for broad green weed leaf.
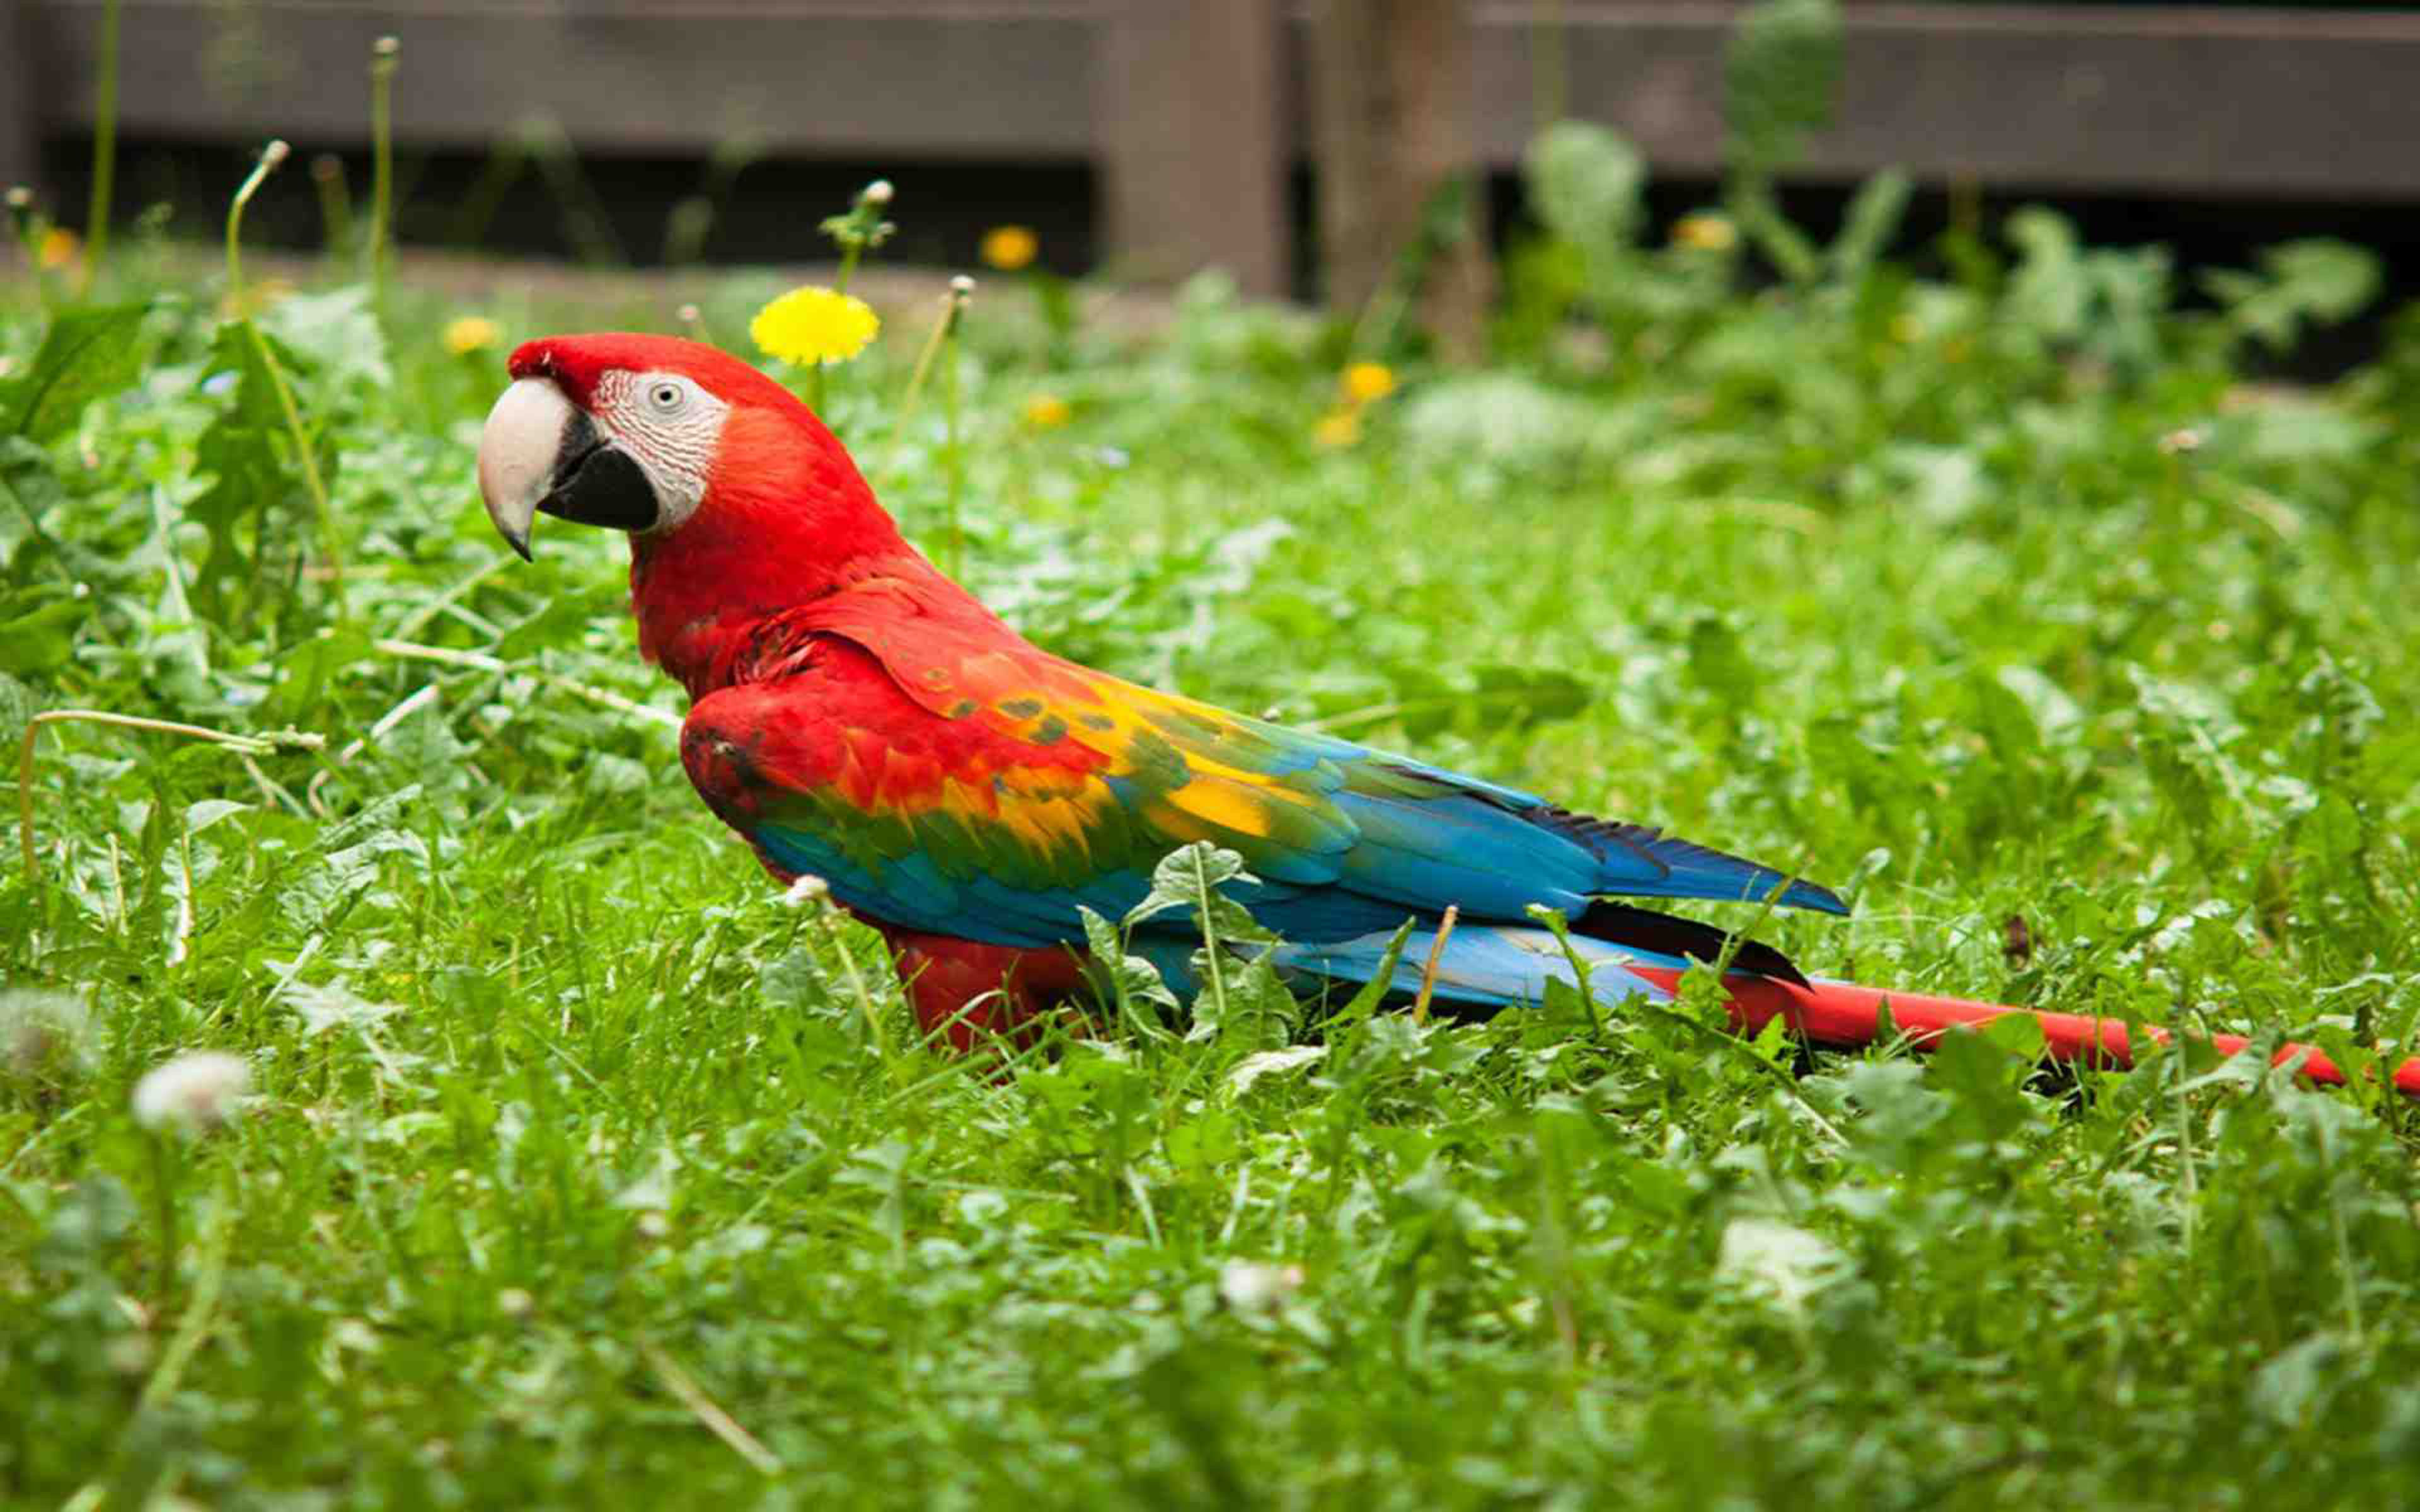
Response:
[262,287,394,391]
[3,302,153,443]
[188,320,323,624]
[0,588,86,674]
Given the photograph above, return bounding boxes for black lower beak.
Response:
[538,415,660,539]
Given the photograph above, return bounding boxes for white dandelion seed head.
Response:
[131,1050,251,1135]
[1,990,92,1075]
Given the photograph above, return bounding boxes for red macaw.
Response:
[475,333,2419,1096]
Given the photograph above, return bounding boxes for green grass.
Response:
[5,194,2420,1509]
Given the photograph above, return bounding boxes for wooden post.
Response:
[1,0,38,196]
[1307,0,1492,358]
[1093,0,1288,297]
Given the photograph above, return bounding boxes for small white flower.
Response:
[782,874,831,907]
[1717,1217,1848,1316]
[131,1051,251,1134]
[1218,1260,1305,1312]
[861,178,895,207]
[497,1288,534,1319]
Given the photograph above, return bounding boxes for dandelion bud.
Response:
[783,874,831,907]
[132,1050,251,1135]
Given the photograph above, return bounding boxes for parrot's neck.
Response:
[629,496,987,702]
[626,410,1017,702]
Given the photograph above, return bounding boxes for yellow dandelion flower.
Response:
[1340,360,1396,406]
[444,316,501,355]
[37,227,79,270]
[751,285,880,367]
[980,225,1039,272]
[1671,213,1737,253]
[1022,394,1072,428]
[1312,409,1361,449]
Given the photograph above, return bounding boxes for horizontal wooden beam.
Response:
[28,0,1098,158]
[24,0,2420,204]
[1456,3,2420,200]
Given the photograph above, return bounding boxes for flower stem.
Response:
[809,242,865,415]
[311,153,354,263]
[887,278,971,496]
[226,141,345,616]
[224,142,285,313]
[368,37,399,324]
[78,0,120,296]
[943,287,966,580]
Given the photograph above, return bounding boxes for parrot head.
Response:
[476,331,856,561]
[474,332,954,694]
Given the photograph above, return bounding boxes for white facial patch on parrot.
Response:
[592,369,730,532]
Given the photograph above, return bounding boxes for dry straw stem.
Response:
[18,711,325,884]
[370,638,682,730]
[638,1338,782,1475]
[1412,903,1459,1024]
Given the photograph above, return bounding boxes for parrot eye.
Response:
[646,379,690,413]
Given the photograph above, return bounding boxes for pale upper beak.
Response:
[477,378,576,561]
[476,377,660,559]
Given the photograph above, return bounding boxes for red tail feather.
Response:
[1624,967,2420,1099]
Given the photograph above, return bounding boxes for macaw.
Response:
[473,332,2420,1096]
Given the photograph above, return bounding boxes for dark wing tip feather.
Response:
[1574,902,1811,987]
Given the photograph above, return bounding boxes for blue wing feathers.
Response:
[1272,922,1681,1011]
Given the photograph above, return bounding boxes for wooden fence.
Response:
[8,1,2420,292]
